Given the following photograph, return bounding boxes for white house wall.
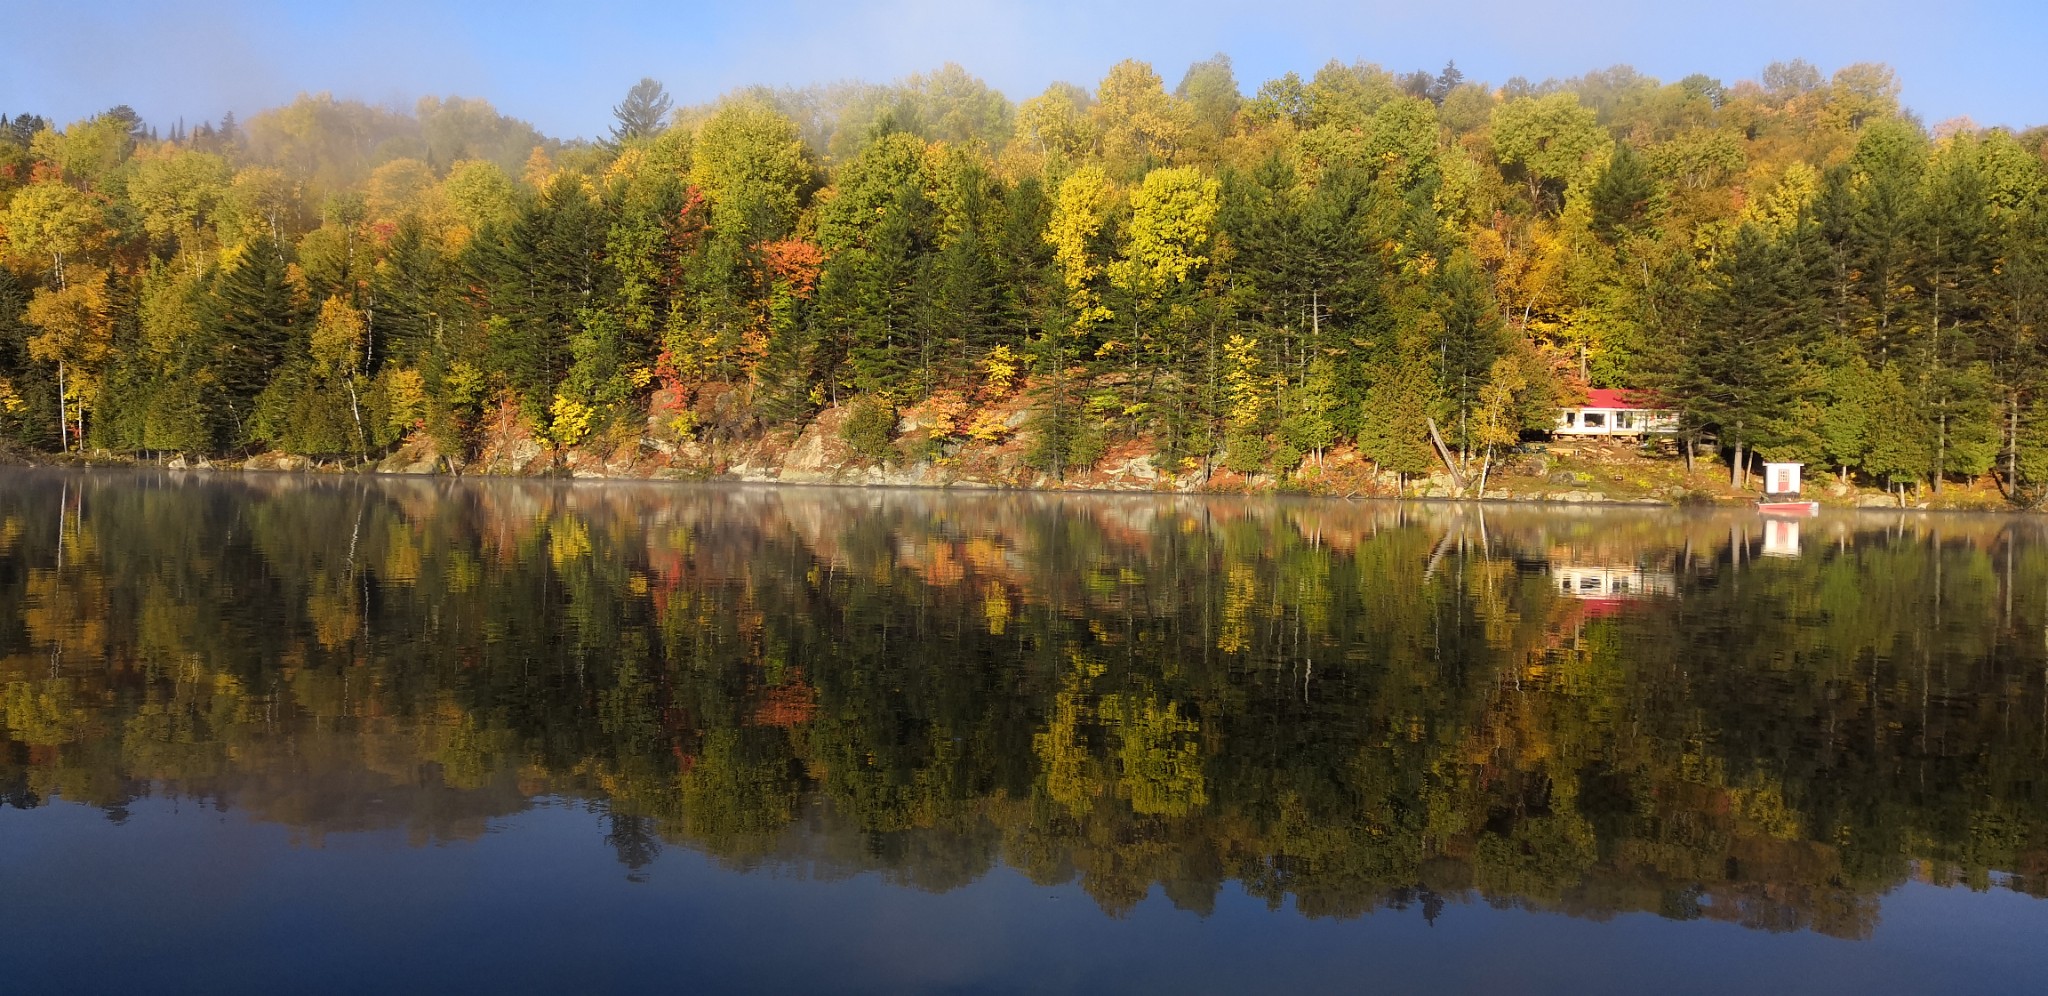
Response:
[1554,408,1679,436]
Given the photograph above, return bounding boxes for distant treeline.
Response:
[4,57,2048,496]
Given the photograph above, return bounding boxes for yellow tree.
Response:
[1108,165,1219,417]
[438,159,519,246]
[27,116,132,191]
[1094,60,1187,173]
[1044,165,1117,336]
[1222,334,1272,472]
[0,180,109,281]
[310,296,371,451]
[687,98,810,242]
[218,166,299,252]
[364,158,440,224]
[1013,82,1097,166]
[127,146,232,264]
[1110,166,1220,292]
[1491,93,1607,210]
[1471,354,1530,492]
[24,266,115,451]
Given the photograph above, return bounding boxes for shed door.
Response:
[1775,468,1791,493]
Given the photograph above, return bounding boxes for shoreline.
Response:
[13,451,2013,514]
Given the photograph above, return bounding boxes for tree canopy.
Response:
[1,57,2046,499]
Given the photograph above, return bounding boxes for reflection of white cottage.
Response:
[1762,518,1802,558]
[1549,563,1678,599]
[1554,389,1679,437]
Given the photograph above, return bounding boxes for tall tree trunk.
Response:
[1935,412,1947,495]
[346,377,367,459]
[2008,392,2022,499]
[1729,441,1743,490]
[1425,417,1466,493]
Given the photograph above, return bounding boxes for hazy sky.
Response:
[4,0,2040,139]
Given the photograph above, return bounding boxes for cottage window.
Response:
[1564,412,1578,427]
[1616,411,1635,429]
[1582,412,1607,429]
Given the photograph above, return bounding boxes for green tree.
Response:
[1491,93,1607,211]
[1358,355,1438,491]
[1679,224,1823,487]
[1281,356,1341,465]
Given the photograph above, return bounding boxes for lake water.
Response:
[2,470,2045,994]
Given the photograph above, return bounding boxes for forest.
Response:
[5,56,2048,499]
[3,475,2045,929]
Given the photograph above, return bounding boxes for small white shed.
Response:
[1762,462,1803,497]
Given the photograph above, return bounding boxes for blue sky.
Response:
[4,0,2041,139]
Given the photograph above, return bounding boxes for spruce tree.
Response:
[1680,224,1821,486]
[610,78,674,144]
[1358,357,1437,491]
[209,243,299,443]
[1433,255,1504,455]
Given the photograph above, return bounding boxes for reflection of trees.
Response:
[1,473,2046,937]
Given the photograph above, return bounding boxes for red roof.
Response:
[1581,388,1663,410]
[1576,597,1633,621]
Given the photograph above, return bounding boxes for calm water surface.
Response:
[2,470,2045,994]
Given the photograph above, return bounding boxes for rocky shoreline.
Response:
[14,400,2005,511]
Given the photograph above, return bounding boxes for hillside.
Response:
[5,57,2048,507]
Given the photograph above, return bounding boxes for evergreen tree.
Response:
[1916,143,1999,490]
[1358,356,1438,491]
[209,243,299,443]
[1280,356,1341,464]
[1590,143,1659,238]
[1989,198,2048,492]
[1432,255,1504,456]
[1817,357,1877,483]
[1679,224,1821,486]
[1863,365,1928,498]
[610,78,674,144]
[480,173,612,417]
[368,215,441,372]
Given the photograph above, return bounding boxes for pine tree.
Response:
[1818,358,1877,482]
[368,215,441,371]
[1680,224,1822,486]
[1430,61,1465,105]
[1916,143,1998,490]
[1989,199,2048,493]
[1590,143,1659,238]
[928,222,999,378]
[753,281,818,425]
[1433,255,1504,456]
[209,243,299,442]
[1358,357,1437,492]
[1863,365,1929,498]
[610,78,674,144]
[481,173,611,417]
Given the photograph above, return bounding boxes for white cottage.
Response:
[1549,563,1678,599]
[1554,389,1678,437]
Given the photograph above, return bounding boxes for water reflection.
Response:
[2,471,2045,938]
